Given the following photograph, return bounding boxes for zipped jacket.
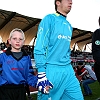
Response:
[0,48,37,86]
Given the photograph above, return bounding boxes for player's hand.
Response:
[36,72,53,94]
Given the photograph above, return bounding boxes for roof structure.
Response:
[0,9,93,51]
[0,9,41,45]
[72,28,92,51]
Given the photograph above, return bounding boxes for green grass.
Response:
[26,94,37,100]
[28,81,100,100]
[81,81,100,100]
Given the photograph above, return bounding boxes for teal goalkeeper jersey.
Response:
[34,13,73,72]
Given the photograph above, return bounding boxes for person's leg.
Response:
[0,85,26,100]
[86,85,92,94]
[82,79,95,95]
[61,65,84,100]
[25,84,33,100]
[37,64,84,100]
[25,84,30,96]
[37,91,52,100]
[37,65,67,100]
[15,87,26,100]
[0,86,10,100]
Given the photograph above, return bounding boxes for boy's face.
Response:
[9,31,25,52]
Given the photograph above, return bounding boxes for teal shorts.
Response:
[37,64,84,100]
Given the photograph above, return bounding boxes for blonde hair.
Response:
[9,28,25,40]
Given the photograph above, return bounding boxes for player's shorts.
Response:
[37,64,84,100]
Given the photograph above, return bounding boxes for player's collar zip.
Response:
[56,11,66,18]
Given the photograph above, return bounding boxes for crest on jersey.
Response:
[95,40,100,45]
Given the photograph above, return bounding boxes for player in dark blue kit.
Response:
[0,28,37,100]
[34,0,84,100]
[92,17,100,100]
[92,17,100,83]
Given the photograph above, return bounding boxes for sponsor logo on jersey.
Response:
[11,68,24,70]
[7,60,14,64]
[58,35,71,41]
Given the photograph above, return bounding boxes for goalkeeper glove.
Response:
[36,72,53,94]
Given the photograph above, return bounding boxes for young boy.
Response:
[0,28,37,100]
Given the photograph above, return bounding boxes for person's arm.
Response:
[27,56,37,87]
[79,68,88,76]
[34,15,51,72]
[34,15,53,93]
[0,53,4,83]
[0,64,2,74]
[92,29,100,63]
[0,54,3,74]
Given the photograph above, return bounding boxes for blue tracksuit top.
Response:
[0,48,37,86]
[34,13,73,72]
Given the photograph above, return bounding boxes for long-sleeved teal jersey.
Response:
[34,13,73,72]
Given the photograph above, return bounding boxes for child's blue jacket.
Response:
[0,48,37,87]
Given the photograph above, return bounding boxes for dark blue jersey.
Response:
[0,48,37,86]
[92,29,100,63]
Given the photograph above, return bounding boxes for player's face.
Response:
[9,31,25,52]
[58,0,72,14]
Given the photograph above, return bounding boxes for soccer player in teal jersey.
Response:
[34,0,84,100]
